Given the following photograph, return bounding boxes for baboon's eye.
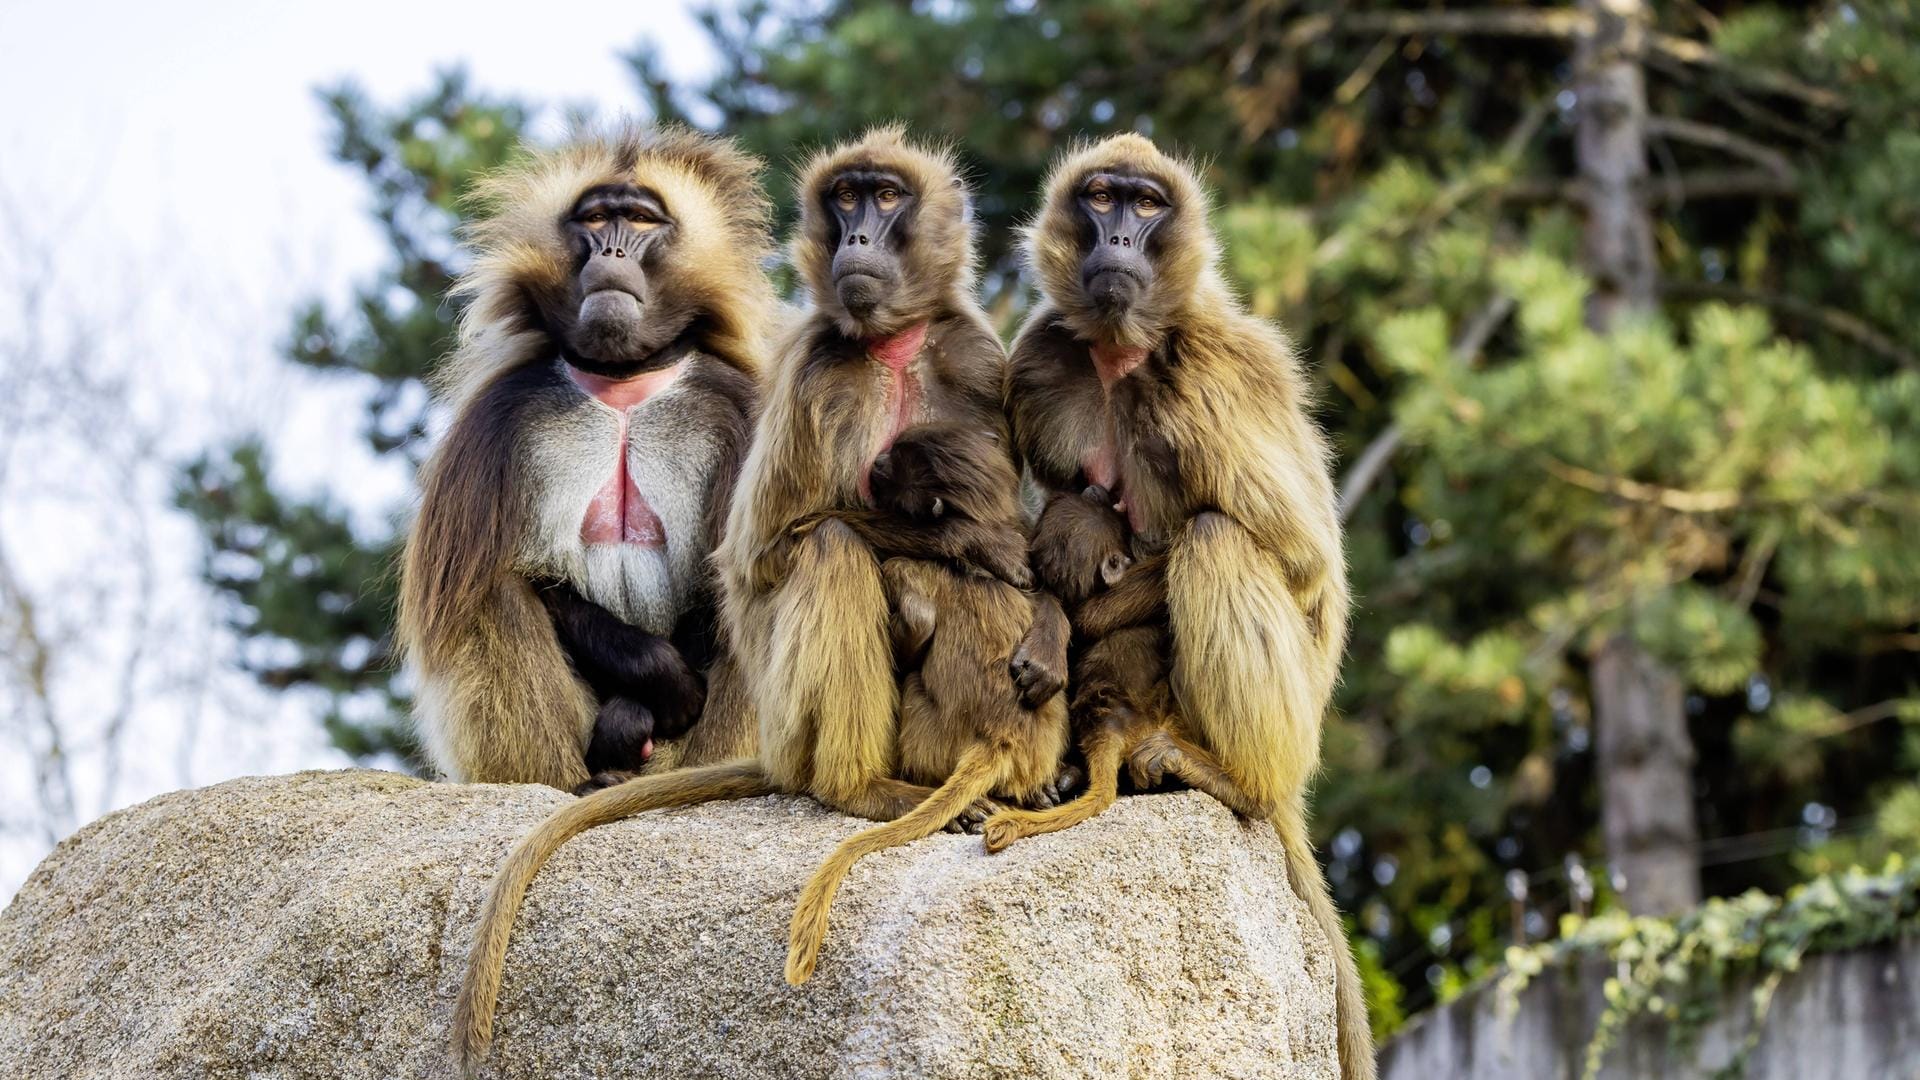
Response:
[876,188,900,208]
[582,210,609,227]
[626,210,663,230]
[835,188,858,211]
[1088,189,1113,210]
[1135,196,1163,218]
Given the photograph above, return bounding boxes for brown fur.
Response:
[785,425,1070,983]
[981,134,1374,1080]
[452,128,1037,1074]
[400,126,774,798]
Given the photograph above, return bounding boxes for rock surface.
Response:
[0,769,1338,1079]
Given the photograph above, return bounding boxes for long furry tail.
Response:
[785,745,1001,984]
[979,730,1124,854]
[452,760,772,1077]
[1273,797,1376,1080]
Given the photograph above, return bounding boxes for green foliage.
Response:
[1498,858,1920,1079]
[175,0,1920,1036]
[176,73,533,763]
[174,439,409,758]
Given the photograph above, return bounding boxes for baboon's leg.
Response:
[1010,591,1070,708]
[980,723,1130,852]
[1127,729,1276,819]
[757,518,898,800]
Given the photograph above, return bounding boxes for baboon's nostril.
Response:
[614,248,626,257]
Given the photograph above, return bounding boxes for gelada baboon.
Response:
[451,127,1050,1074]
[981,134,1374,1080]
[784,422,1069,984]
[398,127,774,793]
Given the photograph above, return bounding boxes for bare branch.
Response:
[1658,280,1918,370]
[1501,168,1798,205]
[1540,457,1744,513]
[1645,116,1795,181]
[1338,294,1516,521]
[1283,8,1591,50]
[1280,8,1846,112]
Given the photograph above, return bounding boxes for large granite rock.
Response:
[0,770,1338,1079]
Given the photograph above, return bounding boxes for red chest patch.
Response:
[1081,341,1150,528]
[858,322,930,502]
[569,363,681,548]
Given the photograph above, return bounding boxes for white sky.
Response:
[0,0,720,896]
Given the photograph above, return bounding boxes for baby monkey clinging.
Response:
[785,422,1071,984]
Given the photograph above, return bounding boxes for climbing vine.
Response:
[1496,858,1920,1079]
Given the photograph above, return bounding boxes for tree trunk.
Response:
[1575,0,1702,916]
[1590,636,1702,915]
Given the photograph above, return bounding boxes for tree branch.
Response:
[1280,9,1845,111]
[1539,457,1744,512]
[1337,294,1516,522]
[1645,116,1794,181]
[1658,281,1919,370]
[1501,167,1798,205]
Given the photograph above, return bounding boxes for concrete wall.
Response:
[1380,939,1920,1080]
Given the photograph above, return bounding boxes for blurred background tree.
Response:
[177,0,1920,1035]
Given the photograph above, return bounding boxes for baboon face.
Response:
[823,168,918,320]
[1072,169,1173,318]
[867,424,1012,524]
[552,183,702,375]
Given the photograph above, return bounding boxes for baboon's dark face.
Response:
[824,169,916,319]
[1074,170,1172,318]
[553,183,700,375]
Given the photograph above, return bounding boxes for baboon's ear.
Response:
[929,496,947,519]
[1099,552,1133,588]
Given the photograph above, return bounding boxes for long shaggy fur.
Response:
[451,127,1016,1072]
[443,124,776,406]
[989,133,1373,1080]
[399,125,776,794]
[791,125,979,340]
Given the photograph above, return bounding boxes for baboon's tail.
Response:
[1272,797,1376,1080]
[979,729,1124,853]
[785,745,1001,984]
[452,760,772,1077]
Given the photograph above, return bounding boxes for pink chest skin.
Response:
[1079,341,1151,531]
[569,364,684,547]
[857,321,930,503]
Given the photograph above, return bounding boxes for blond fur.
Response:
[452,128,1015,1073]
[987,133,1373,1080]
[398,125,775,795]
[787,555,1069,983]
[442,124,775,407]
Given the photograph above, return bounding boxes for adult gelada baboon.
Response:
[982,134,1374,1080]
[398,127,774,794]
[450,127,1053,1074]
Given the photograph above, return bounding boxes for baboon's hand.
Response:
[1031,760,1087,807]
[585,697,656,776]
[1127,730,1181,791]
[945,797,1009,834]
[967,528,1036,590]
[1009,639,1066,708]
[637,644,706,738]
[573,769,640,795]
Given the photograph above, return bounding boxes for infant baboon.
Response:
[785,423,1070,984]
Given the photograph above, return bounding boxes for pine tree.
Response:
[178,2,1920,1031]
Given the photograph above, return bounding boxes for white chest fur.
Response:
[517,359,725,635]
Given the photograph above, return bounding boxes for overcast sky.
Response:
[0,0,721,895]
